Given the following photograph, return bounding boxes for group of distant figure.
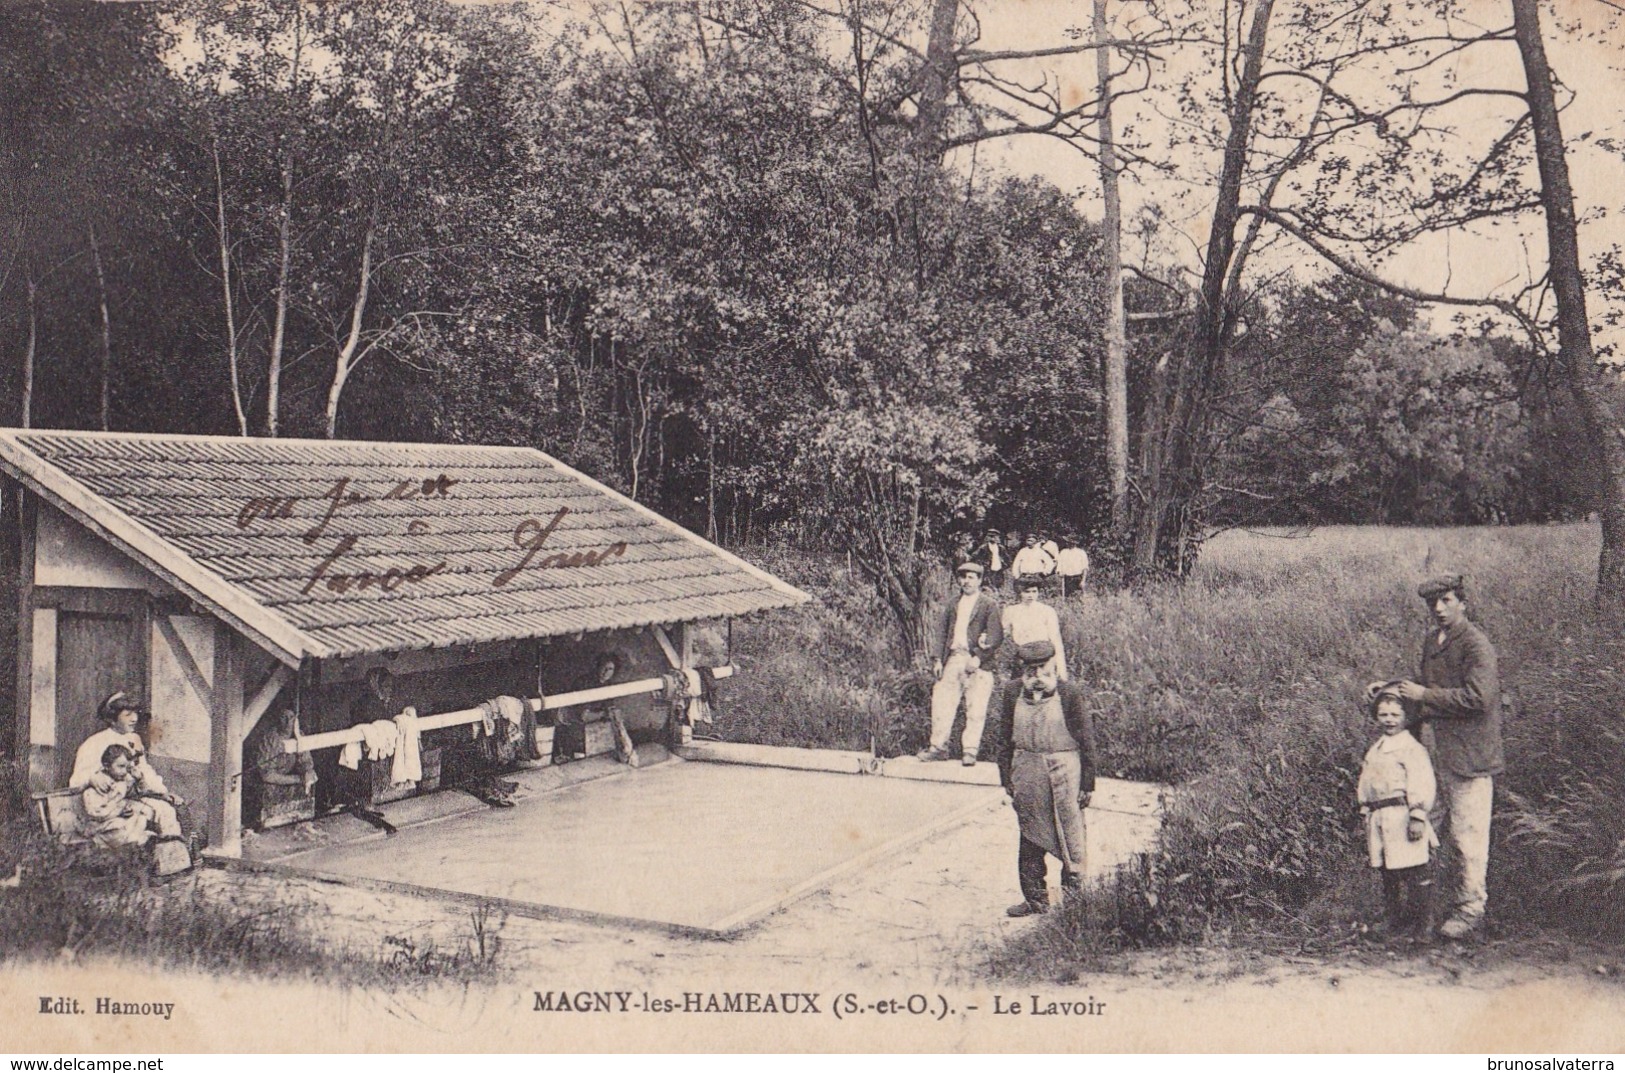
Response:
[921,529,1097,918]
[950,526,1090,598]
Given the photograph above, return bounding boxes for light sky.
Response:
[949,0,1625,352]
[482,0,1625,351]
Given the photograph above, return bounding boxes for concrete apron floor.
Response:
[214,745,1162,937]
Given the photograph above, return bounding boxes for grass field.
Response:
[723,523,1625,958]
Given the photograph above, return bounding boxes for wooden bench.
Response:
[31,787,193,878]
[31,787,90,845]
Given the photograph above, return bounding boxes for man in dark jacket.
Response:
[970,528,1007,592]
[1370,573,1502,940]
[997,640,1098,917]
[919,562,1004,765]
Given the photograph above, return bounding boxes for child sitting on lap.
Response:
[78,744,183,849]
[1357,687,1439,942]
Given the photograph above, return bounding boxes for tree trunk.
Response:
[21,273,36,429]
[1511,0,1625,618]
[267,155,294,438]
[914,0,959,158]
[322,218,376,439]
[214,141,249,437]
[706,423,717,542]
[1131,0,1274,572]
[1094,0,1129,532]
[88,222,112,432]
[267,9,305,438]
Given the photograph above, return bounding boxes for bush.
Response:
[720,547,936,756]
[723,525,1625,955]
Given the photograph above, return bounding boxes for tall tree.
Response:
[1509,0,1625,617]
[1094,0,1130,532]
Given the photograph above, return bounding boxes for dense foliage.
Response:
[0,0,1601,643]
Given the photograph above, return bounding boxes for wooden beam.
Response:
[14,487,34,771]
[242,664,296,742]
[153,614,214,717]
[283,665,736,754]
[652,625,682,669]
[208,621,245,856]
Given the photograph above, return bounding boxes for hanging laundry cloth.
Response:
[491,695,540,762]
[338,740,364,771]
[360,719,398,762]
[392,707,422,785]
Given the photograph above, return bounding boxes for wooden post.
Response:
[208,621,245,855]
[13,488,36,781]
[676,622,698,743]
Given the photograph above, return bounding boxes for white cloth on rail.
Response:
[392,707,423,785]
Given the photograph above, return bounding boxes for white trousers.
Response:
[930,651,994,756]
[1440,773,1493,921]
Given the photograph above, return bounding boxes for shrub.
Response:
[720,547,935,756]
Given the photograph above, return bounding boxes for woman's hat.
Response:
[98,690,147,722]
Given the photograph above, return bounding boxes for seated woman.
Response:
[244,707,317,830]
[78,743,183,848]
[70,691,186,840]
[554,652,636,765]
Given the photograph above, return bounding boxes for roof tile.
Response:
[2,430,808,658]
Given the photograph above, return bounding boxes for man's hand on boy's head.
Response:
[1393,680,1427,702]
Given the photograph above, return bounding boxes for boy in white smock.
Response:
[78,743,184,848]
[1357,687,1438,941]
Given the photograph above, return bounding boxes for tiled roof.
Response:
[0,430,809,663]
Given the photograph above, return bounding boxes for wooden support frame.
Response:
[243,664,296,742]
[14,487,34,771]
[208,620,245,856]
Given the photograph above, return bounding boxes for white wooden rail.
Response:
[282,664,733,754]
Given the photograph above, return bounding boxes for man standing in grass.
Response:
[1056,534,1089,598]
[1370,573,1502,940]
[971,527,1007,592]
[920,562,1004,766]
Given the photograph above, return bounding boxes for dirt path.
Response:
[7,792,1622,1052]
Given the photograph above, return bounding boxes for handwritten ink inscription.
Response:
[233,474,629,596]
[492,508,628,587]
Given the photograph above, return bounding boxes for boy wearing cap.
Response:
[1367,573,1502,940]
[996,640,1097,916]
[919,562,1004,765]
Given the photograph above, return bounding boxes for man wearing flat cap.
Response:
[1367,573,1502,940]
[971,528,1007,592]
[919,561,1004,765]
[997,639,1098,917]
